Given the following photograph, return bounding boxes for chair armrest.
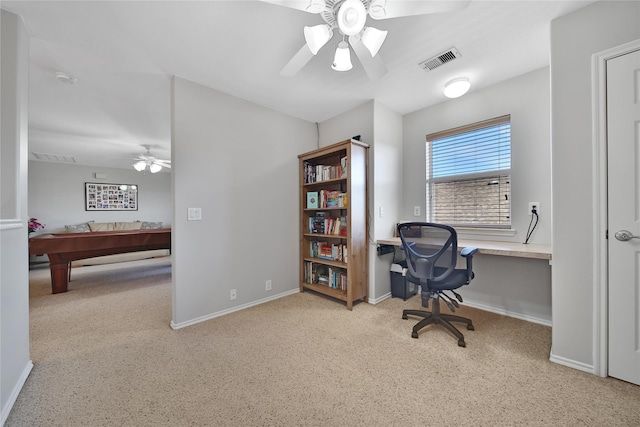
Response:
[461,246,478,257]
[460,246,478,281]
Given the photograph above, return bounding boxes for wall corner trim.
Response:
[1,360,33,425]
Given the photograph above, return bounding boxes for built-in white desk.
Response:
[376,237,552,261]
[377,237,553,326]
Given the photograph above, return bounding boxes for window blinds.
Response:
[428,117,511,179]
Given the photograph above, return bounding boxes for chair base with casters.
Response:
[402,290,474,347]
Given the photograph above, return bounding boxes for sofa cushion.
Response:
[64,221,94,233]
[88,222,116,232]
[140,221,163,229]
[114,221,142,231]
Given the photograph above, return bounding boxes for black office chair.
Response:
[398,222,478,347]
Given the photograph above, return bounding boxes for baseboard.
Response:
[367,292,392,305]
[170,289,300,330]
[462,299,552,327]
[1,360,33,426]
[369,293,551,327]
[549,351,597,375]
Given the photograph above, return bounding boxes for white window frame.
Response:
[426,115,512,230]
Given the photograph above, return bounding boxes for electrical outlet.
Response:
[230,289,236,300]
[414,206,421,216]
[528,202,540,216]
[265,280,272,291]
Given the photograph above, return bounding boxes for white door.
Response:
[608,48,640,385]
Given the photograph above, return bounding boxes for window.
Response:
[426,115,511,227]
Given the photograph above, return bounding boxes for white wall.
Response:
[550,0,640,373]
[28,161,171,234]
[403,67,553,324]
[403,67,552,244]
[371,102,403,300]
[171,77,317,327]
[318,101,374,147]
[1,10,32,425]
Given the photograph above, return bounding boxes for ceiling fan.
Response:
[132,145,171,173]
[261,0,470,79]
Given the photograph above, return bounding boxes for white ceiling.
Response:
[2,0,595,170]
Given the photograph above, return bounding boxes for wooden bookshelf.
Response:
[298,139,368,310]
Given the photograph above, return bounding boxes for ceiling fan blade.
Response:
[258,0,325,13]
[349,36,387,80]
[280,44,314,77]
[368,0,470,20]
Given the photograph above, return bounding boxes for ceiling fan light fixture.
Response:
[305,0,326,13]
[332,41,353,71]
[304,24,333,55]
[337,0,367,36]
[361,26,387,57]
[134,160,147,171]
[149,163,162,173]
[444,77,471,98]
[368,0,386,19]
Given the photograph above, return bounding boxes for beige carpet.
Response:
[7,258,640,426]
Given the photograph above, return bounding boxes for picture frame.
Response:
[85,182,138,211]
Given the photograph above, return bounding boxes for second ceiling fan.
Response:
[262,0,470,79]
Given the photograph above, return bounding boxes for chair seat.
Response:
[406,268,469,292]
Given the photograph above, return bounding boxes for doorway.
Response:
[594,39,640,386]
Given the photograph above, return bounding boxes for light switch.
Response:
[188,207,202,221]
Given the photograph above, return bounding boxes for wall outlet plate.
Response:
[528,202,540,216]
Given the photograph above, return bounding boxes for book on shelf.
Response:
[326,190,340,208]
[303,160,348,184]
[309,212,326,233]
[303,162,316,184]
[315,263,330,286]
[338,218,347,237]
[303,261,348,290]
[310,241,347,262]
[318,190,347,208]
[308,214,347,236]
[307,191,319,209]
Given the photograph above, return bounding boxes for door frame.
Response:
[592,38,640,378]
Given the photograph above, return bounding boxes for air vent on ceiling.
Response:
[32,152,77,163]
[419,47,461,71]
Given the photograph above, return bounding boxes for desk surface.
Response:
[377,237,552,260]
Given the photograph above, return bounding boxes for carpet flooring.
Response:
[7,257,640,426]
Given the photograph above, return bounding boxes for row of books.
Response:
[306,190,348,209]
[309,241,347,263]
[303,261,347,291]
[309,213,347,236]
[303,156,347,184]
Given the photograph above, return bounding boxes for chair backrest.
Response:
[397,222,458,286]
